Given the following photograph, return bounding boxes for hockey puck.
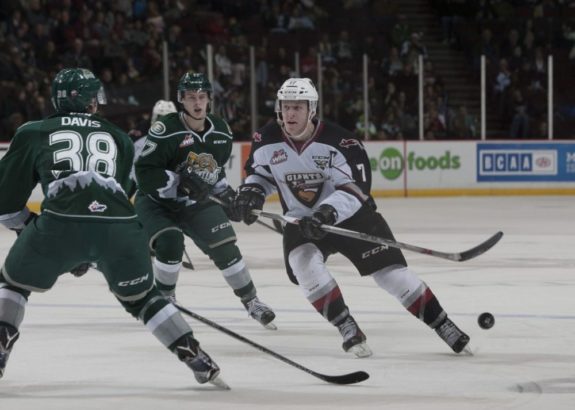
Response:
[478,312,495,329]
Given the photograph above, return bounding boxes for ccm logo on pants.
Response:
[361,245,389,259]
[118,274,150,287]
[211,221,231,233]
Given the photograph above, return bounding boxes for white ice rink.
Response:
[0,196,574,410]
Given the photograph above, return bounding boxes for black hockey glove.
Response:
[178,166,211,202]
[299,204,338,240]
[232,183,266,225]
[11,212,38,236]
[70,263,91,277]
[213,186,240,221]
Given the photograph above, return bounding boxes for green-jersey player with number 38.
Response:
[0,68,227,388]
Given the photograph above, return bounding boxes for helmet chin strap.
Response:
[280,111,316,141]
[283,120,314,141]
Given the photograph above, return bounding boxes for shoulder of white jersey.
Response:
[317,119,365,151]
[147,112,188,139]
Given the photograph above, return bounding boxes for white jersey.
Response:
[244,119,372,224]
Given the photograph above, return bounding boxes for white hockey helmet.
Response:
[151,99,177,122]
[275,78,318,118]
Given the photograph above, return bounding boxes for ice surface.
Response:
[0,196,574,409]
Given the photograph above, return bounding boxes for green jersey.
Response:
[0,113,136,221]
[135,112,233,209]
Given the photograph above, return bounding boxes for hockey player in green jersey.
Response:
[134,72,276,329]
[0,68,226,387]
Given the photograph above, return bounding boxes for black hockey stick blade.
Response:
[174,303,369,385]
[254,210,503,262]
[455,230,504,262]
[183,249,195,270]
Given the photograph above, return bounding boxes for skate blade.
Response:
[263,322,278,330]
[209,376,231,390]
[461,343,476,356]
[349,342,373,358]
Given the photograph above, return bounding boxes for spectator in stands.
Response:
[382,47,404,77]
[355,113,378,140]
[392,14,411,49]
[401,32,428,59]
[509,88,529,138]
[494,58,512,117]
[334,30,353,61]
[380,110,403,140]
[424,102,447,139]
[215,45,232,77]
[63,38,93,69]
[318,33,336,64]
[288,4,315,31]
[450,105,478,139]
[269,2,291,34]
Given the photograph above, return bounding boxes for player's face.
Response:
[281,100,309,137]
[181,90,209,120]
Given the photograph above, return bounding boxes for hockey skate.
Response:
[243,296,277,330]
[435,317,472,354]
[337,316,372,358]
[0,324,20,379]
[173,335,229,389]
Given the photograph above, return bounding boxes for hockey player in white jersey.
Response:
[230,78,471,357]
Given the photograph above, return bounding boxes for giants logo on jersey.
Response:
[285,172,325,206]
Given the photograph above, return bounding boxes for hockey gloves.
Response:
[178,166,211,202]
[232,183,265,225]
[213,186,240,220]
[299,204,338,240]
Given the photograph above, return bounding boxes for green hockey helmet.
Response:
[177,72,212,103]
[51,68,106,113]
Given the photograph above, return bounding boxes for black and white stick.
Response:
[174,303,369,385]
[182,248,194,270]
[254,210,503,262]
[150,249,194,270]
[208,195,282,234]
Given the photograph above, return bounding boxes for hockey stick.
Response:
[183,248,195,270]
[253,210,503,262]
[150,249,194,270]
[174,303,369,385]
[208,195,282,234]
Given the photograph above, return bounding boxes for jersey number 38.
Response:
[50,130,118,177]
